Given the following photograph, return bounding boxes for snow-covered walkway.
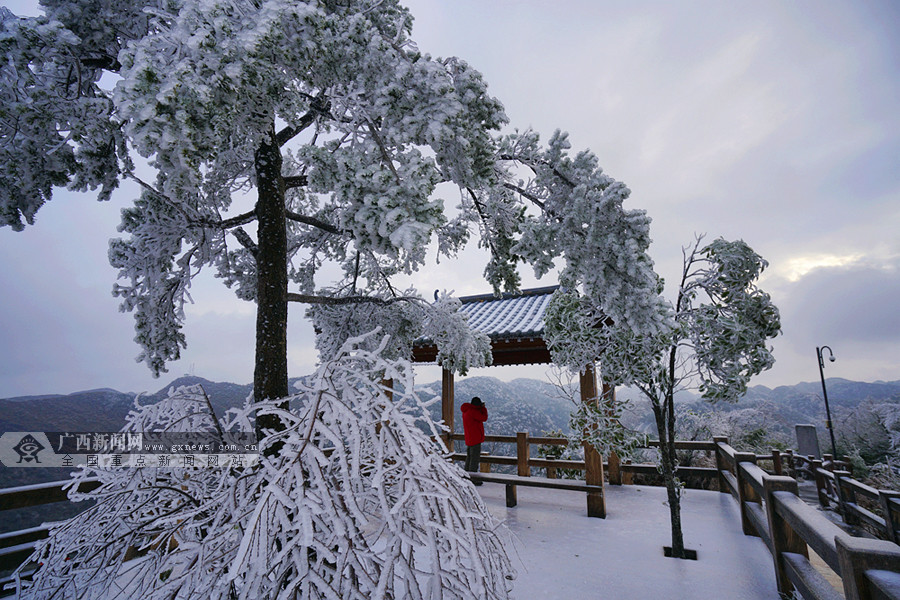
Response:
[478,483,779,599]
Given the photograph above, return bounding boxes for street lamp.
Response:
[816,346,838,459]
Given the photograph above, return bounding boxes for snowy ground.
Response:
[3,484,780,599]
[478,483,779,600]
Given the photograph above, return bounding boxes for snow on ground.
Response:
[4,483,779,599]
[477,483,779,600]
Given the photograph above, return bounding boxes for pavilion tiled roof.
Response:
[456,285,558,340]
[412,285,559,366]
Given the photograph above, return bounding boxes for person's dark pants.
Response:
[465,443,482,484]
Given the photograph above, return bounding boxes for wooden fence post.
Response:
[783,449,794,477]
[581,365,606,519]
[584,442,605,518]
[735,452,760,537]
[771,449,783,476]
[608,451,622,486]
[713,436,729,493]
[880,490,900,544]
[764,476,808,597]
[836,470,859,526]
[836,535,900,600]
[516,432,530,477]
[812,458,828,508]
[441,369,455,450]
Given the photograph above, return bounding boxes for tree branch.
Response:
[287,293,421,306]
[233,228,258,257]
[285,211,340,234]
[502,182,545,210]
[498,153,578,189]
[80,55,121,71]
[219,210,257,229]
[366,120,401,182]
[275,94,330,146]
[284,175,308,189]
[125,173,258,231]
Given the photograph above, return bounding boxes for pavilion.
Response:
[411,285,615,517]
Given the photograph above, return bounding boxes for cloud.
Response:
[3,0,899,395]
[782,259,900,344]
[777,253,868,283]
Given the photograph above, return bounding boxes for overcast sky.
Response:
[1,0,898,398]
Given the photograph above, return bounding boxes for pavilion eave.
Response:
[412,336,552,366]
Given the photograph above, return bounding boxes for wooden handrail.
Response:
[646,439,717,451]
[724,449,900,600]
[0,478,100,511]
[449,431,725,487]
[741,461,768,498]
[774,490,844,573]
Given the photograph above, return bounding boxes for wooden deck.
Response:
[476,483,780,599]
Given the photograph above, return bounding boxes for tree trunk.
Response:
[253,131,289,438]
[652,396,687,558]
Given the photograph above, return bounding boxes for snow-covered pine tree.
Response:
[19,332,516,599]
[3,0,673,595]
[2,1,669,410]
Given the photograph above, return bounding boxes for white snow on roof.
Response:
[476,483,778,599]
[458,286,557,339]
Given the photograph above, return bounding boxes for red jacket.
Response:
[461,403,488,446]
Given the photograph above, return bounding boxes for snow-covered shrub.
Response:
[16,332,514,599]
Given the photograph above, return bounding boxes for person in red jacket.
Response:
[461,396,488,481]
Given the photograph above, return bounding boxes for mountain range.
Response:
[2,374,898,533]
[2,374,898,482]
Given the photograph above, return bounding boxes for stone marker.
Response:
[795,424,821,459]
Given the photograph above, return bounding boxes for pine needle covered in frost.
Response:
[16,331,515,600]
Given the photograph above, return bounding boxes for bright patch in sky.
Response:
[780,253,866,282]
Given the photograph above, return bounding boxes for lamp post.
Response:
[816,346,838,460]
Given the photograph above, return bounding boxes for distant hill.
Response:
[745,378,900,409]
[617,378,900,446]
[4,374,898,440]
[2,374,898,532]
[3,374,897,481]
[0,388,134,432]
[417,376,573,439]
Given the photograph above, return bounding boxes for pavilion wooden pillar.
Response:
[441,368,455,450]
[581,364,606,518]
[603,382,622,485]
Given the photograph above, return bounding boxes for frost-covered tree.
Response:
[3,0,672,594]
[1,1,665,431]
[546,235,781,559]
[18,332,516,599]
[1,0,508,418]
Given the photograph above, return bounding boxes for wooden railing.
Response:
[0,478,99,595]
[812,460,900,545]
[715,438,900,600]
[771,449,900,545]
[448,433,720,486]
